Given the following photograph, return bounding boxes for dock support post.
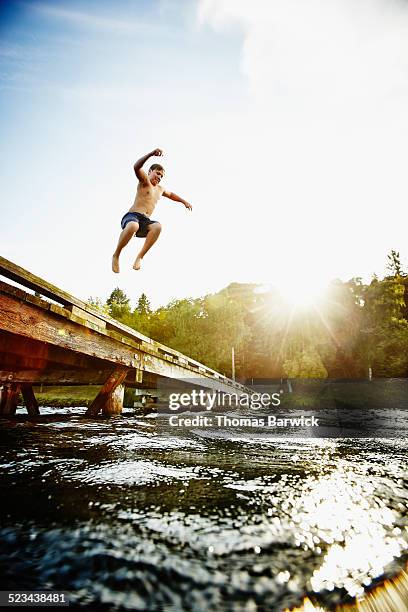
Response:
[85,369,128,417]
[0,383,20,416]
[103,384,125,416]
[21,384,40,416]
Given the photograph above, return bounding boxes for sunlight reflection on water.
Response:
[0,412,407,610]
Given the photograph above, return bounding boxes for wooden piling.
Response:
[21,384,40,416]
[0,383,20,416]
[85,369,129,417]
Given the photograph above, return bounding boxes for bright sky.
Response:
[1,0,408,309]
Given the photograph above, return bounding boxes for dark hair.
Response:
[149,163,165,173]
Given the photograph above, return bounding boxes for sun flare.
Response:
[276,277,328,310]
[255,274,327,312]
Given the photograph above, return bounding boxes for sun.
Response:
[254,277,329,313]
[275,277,328,310]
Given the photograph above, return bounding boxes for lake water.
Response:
[0,406,407,611]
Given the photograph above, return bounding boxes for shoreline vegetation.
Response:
[32,385,97,408]
[89,250,408,382]
[22,379,408,411]
[30,386,137,408]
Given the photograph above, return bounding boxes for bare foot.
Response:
[112,255,120,273]
[133,256,142,271]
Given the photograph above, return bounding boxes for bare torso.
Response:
[128,181,163,217]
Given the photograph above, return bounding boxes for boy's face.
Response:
[148,168,164,186]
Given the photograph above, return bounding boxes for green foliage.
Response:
[358,275,408,375]
[107,287,130,306]
[142,295,250,376]
[136,293,151,315]
[283,347,328,378]
[90,251,408,379]
[106,287,131,320]
[87,296,110,316]
[386,250,406,277]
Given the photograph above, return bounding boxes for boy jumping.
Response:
[112,148,192,273]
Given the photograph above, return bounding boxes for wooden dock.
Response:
[0,256,247,417]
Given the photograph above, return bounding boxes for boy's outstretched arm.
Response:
[133,148,163,182]
[162,190,193,210]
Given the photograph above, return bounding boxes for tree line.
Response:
[88,251,408,380]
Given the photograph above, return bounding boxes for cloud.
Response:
[27,2,160,36]
[198,0,408,113]
[196,0,408,283]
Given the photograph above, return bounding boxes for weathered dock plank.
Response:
[0,369,117,385]
[0,291,138,368]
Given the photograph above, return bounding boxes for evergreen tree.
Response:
[136,293,151,315]
[106,287,131,321]
[385,250,408,320]
[387,250,405,277]
[358,276,408,376]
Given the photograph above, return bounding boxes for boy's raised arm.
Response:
[133,148,163,182]
[163,190,193,210]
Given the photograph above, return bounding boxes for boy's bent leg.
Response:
[112,221,139,273]
[133,222,162,270]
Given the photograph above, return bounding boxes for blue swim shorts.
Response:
[120,211,159,238]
